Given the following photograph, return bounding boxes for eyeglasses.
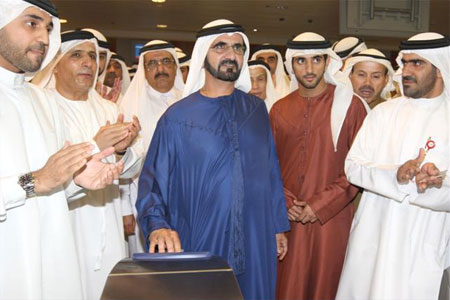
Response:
[145,58,175,70]
[210,42,247,55]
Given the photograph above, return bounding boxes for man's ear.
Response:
[436,67,442,79]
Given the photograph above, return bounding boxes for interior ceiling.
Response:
[54,0,449,48]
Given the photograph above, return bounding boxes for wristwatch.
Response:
[18,172,37,198]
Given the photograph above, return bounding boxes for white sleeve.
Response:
[64,180,87,202]
[120,179,133,216]
[119,137,144,179]
[0,175,26,221]
[345,109,410,202]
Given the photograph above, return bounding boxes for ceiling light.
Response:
[152,0,166,3]
[60,18,68,24]
[157,24,168,28]
[253,28,258,32]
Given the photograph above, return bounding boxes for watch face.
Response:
[18,173,36,198]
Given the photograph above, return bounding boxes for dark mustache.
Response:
[403,76,417,83]
[105,72,116,78]
[359,85,374,92]
[219,59,238,69]
[155,72,169,79]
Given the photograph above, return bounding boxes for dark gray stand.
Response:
[101,255,243,300]
[439,267,450,300]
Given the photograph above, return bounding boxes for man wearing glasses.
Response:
[251,44,291,99]
[119,40,185,255]
[136,19,290,300]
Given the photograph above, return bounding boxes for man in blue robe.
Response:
[136,19,290,300]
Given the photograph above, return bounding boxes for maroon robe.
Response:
[270,84,366,300]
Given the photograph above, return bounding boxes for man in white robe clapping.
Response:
[33,29,143,300]
[0,1,123,299]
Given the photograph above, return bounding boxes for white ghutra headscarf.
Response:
[395,32,450,98]
[0,0,61,76]
[343,48,396,100]
[32,30,100,91]
[251,45,290,98]
[332,36,367,61]
[83,28,111,83]
[109,53,131,94]
[285,32,359,151]
[182,19,251,98]
[248,59,278,112]
[119,39,184,115]
[118,40,184,148]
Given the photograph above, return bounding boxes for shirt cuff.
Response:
[0,175,27,220]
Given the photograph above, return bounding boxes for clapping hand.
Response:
[33,142,124,194]
[94,114,131,151]
[96,79,121,103]
[73,146,124,190]
[113,114,141,154]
